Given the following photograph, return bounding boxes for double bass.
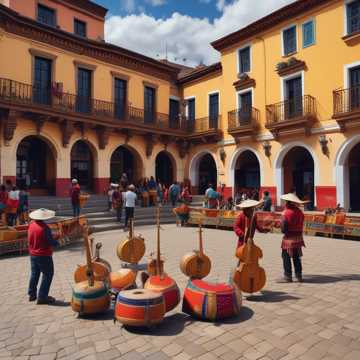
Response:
[180,221,211,279]
[116,219,145,264]
[233,210,266,293]
[147,207,164,276]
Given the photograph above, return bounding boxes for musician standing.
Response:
[123,184,137,231]
[280,193,307,283]
[233,200,266,250]
[27,208,59,304]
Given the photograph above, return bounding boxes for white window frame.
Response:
[280,71,304,102]
[281,23,298,57]
[207,90,221,117]
[344,0,360,36]
[184,96,196,118]
[302,18,316,48]
[236,87,254,110]
[236,43,252,74]
[344,60,360,88]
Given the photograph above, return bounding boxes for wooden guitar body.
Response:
[180,251,211,279]
[233,262,266,294]
[147,256,165,276]
[117,236,145,264]
[74,262,109,283]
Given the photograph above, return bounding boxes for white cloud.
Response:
[216,0,226,11]
[146,0,166,6]
[121,0,136,13]
[106,0,295,66]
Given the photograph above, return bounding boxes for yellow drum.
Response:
[74,262,110,284]
[71,280,111,315]
[109,269,137,292]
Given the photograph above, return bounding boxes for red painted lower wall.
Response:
[94,178,110,195]
[55,178,71,197]
[2,176,16,186]
[217,186,233,199]
[316,186,337,210]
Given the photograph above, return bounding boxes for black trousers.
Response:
[282,249,302,278]
[124,207,134,227]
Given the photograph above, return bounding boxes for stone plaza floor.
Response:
[0,225,360,360]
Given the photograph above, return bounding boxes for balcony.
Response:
[333,86,360,131]
[185,115,223,143]
[0,78,185,136]
[266,95,317,138]
[228,107,259,142]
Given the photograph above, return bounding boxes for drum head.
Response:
[146,275,175,287]
[73,280,106,293]
[190,279,233,293]
[118,288,161,300]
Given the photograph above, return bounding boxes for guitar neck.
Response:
[199,222,204,255]
[156,207,161,275]
[83,226,94,286]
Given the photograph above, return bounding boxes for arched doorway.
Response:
[234,150,260,197]
[282,146,315,207]
[16,136,56,194]
[71,141,93,191]
[198,154,217,194]
[348,143,360,212]
[110,146,142,184]
[155,151,174,186]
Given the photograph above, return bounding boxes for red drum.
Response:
[115,289,165,327]
[144,275,180,312]
[109,269,137,292]
[182,279,242,321]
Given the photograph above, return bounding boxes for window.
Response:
[302,20,315,48]
[187,98,195,132]
[37,4,55,27]
[209,93,219,129]
[74,19,87,37]
[76,68,92,113]
[283,26,297,56]
[347,0,360,35]
[114,78,127,120]
[169,99,180,129]
[238,46,251,73]
[238,91,252,124]
[285,76,303,118]
[144,86,156,123]
[33,57,52,105]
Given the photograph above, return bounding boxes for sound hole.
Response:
[134,291,143,295]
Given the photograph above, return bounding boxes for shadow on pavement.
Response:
[122,313,191,336]
[303,274,360,283]
[214,305,254,325]
[51,300,71,307]
[246,290,301,303]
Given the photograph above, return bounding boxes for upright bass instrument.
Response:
[180,221,211,279]
[116,218,145,264]
[147,207,164,276]
[233,210,266,293]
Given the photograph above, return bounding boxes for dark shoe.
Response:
[29,295,37,302]
[277,276,293,283]
[37,296,56,305]
[295,275,303,283]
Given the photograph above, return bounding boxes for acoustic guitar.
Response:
[180,221,211,279]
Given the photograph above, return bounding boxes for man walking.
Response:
[70,179,81,217]
[280,193,307,283]
[123,184,137,230]
[27,208,59,304]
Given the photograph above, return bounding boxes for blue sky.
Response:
[97,0,221,20]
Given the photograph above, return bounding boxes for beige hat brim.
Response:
[281,193,310,204]
[236,199,264,209]
[29,208,56,221]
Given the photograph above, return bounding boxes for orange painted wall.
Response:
[9,0,104,40]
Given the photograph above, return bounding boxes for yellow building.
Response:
[1,0,360,211]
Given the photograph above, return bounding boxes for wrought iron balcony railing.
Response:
[185,115,220,133]
[0,78,182,132]
[266,95,316,125]
[228,106,259,131]
[333,85,360,116]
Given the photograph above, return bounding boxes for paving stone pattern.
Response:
[0,225,359,359]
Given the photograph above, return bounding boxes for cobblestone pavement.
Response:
[1,225,360,360]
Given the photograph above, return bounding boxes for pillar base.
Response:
[94,178,109,195]
[56,178,71,197]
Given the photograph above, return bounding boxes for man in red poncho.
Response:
[27,208,59,304]
[279,193,307,283]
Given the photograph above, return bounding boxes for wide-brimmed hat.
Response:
[128,184,135,190]
[71,179,78,184]
[29,208,56,221]
[281,193,309,204]
[236,199,264,209]
[110,183,119,187]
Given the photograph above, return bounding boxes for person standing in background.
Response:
[70,179,81,217]
[123,184,137,231]
[112,184,123,222]
[262,191,273,212]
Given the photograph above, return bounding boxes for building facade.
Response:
[1,0,360,211]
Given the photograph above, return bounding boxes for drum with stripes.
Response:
[115,289,165,327]
[144,275,180,312]
[71,280,111,315]
[109,269,137,292]
[182,279,242,321]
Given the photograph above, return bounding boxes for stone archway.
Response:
[16,135,57,195]
[189,151,218,195]
[110,145,143,185]
[155,151,176,187]
[71,140,94,191]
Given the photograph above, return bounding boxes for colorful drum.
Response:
[115,289,165,327]
[144,275,180,312]
[182,279,242,321]
[71,280,111,315]
[109,269,137,292]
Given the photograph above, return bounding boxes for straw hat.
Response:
[281,193,309,204]
[29,208,56,221]
[72,179,78,184]
[128,184,135,190]
[110,183,119,187]
[236,199,264,209]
